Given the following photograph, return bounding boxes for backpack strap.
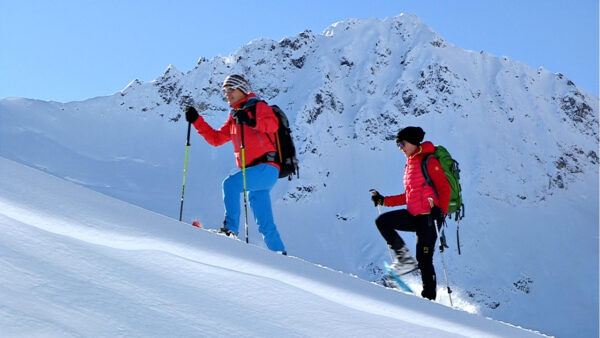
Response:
[241,96,265,111]
[421,154,439,198]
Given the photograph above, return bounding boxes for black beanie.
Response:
[396,126,425,145]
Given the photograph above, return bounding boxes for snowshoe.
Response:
[206,227,239,240]
[216,227,237,238]
[384,262,414,294]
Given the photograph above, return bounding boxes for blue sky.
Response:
[1,0,598,102]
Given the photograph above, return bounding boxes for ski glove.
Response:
[185,106,199,124]
[233,109,256,127]
[371,191,384,207]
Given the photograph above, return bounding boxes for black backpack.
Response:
[244,98,299,180]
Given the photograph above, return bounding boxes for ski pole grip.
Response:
[186,122,192,146]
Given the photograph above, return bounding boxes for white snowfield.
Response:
[0,157,544,337]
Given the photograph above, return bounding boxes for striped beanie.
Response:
[222,74,250,94]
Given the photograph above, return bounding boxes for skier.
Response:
[371,126,450,300]
[184,74,286,254]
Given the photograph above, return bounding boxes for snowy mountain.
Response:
[0,13,597,337]
[0,156,546,337]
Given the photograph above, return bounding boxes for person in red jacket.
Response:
[371,126,450,300]
[184,74,286,254]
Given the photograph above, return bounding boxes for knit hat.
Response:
[396,126,425,146]
[222,74,250,94]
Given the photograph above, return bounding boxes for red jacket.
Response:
[191,93,280,170]
[384,141,451,215]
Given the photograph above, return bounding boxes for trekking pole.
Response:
[434,219,453,306]
[240,122,250,244]
[179,123,192,222]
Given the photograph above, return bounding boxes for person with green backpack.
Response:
[370,126,451,300]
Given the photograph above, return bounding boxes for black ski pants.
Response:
[375,208,443,300]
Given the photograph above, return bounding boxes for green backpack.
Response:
[421,145,464,220]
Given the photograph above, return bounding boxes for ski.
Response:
[384,262,414,294]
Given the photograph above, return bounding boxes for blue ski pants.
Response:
[222,163,286,252]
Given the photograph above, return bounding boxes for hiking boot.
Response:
[421,288,437,301]
[390,246,418,276]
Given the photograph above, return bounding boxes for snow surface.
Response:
[0,13,598,337]
[0,156,544,337]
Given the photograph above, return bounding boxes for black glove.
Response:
[233,109,256,127]
[185,106,199,124]
[370,191,384,207]
[431,206,446,220]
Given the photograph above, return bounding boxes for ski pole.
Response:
[179,122,192,222]
[240,121,249,244]
[433,218,453,306]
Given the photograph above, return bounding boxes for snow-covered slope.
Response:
[0,13,597,337]
[0,156,545,337]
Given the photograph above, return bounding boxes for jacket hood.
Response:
[420,141,435,154]
[409,141,435,159]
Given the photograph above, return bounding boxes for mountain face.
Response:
[1,13,597,337]
[133,14,598,204]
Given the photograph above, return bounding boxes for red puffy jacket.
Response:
[384,141,451,215]
[191,93,280,170]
